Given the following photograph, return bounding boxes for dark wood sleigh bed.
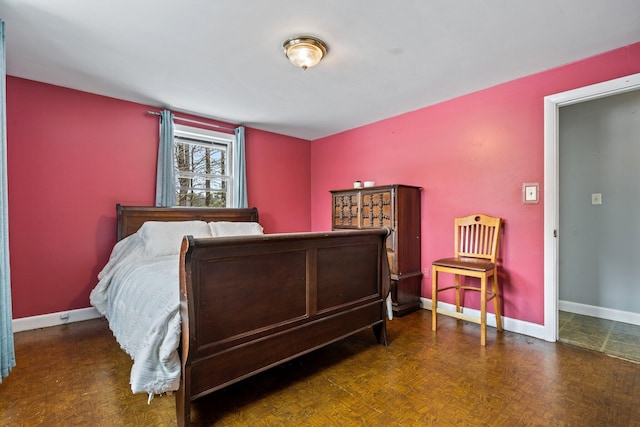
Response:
[116,205,391,426]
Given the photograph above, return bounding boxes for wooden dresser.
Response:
[330,184,422,316]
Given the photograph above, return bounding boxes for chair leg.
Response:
[480,275,487,346]
[454,274,461,313]
[492,271,502,331]
[431,265,438,332]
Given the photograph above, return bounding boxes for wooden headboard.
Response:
[116,204,260,240]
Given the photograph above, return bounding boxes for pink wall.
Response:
[245,128,311,232]
[7,42,639,322]
[7,77,310,319]
[310,42,640,325]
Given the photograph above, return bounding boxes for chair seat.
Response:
[432,257,495,272]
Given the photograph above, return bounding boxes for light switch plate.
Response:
[523,183,539,204]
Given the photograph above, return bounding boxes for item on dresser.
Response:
[364,180,376,187]
[330,184,422,316]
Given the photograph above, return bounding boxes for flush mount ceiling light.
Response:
[282,36,328,70]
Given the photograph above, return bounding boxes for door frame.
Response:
[543,72,640,341]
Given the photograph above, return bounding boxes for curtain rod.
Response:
[147,110,238,132]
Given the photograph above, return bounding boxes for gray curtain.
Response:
[155,109,175,207]
[0,19,16,383]
[233,126,248,208]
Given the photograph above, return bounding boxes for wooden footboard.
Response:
[115,206,389,427]
[177,229,390,427]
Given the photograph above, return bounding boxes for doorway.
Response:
[556,89,640,362]
[543,72,640,344]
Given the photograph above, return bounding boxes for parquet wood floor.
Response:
[2,310,639,426]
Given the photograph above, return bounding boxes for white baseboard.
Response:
[420,297,547,341]
[12,307,103,333]
[559,300,640,326]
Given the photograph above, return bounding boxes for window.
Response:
[173,124,235,207]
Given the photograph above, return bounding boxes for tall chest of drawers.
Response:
[330,184,422,316]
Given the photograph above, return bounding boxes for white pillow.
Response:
[138,220,212,257]
[209,221,264,237]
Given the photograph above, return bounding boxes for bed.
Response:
[91,205,391,427]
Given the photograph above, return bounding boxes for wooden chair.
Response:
[431,214,502,346]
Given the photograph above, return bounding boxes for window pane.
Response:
[175,174,228,207]
[176,188,227,207]
[173,129,232,207]
[176,174,226,191]
[174,140,227,176]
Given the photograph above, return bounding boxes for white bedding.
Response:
[90,220,265,398]
[90,232,182,396]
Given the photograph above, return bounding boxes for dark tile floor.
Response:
[559,311,640,363]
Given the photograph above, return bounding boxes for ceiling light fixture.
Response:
[282,36,328,70]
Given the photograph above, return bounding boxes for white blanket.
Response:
[90,233,182,396]
[90,220,264,397]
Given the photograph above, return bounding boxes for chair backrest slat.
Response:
[454,214,501,262]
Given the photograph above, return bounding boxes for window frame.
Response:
[173,123,236,208]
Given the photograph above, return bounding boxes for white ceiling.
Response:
[1,0,639,140]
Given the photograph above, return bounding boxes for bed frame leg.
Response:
[176,383,191,427]
[373,322,388,346]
